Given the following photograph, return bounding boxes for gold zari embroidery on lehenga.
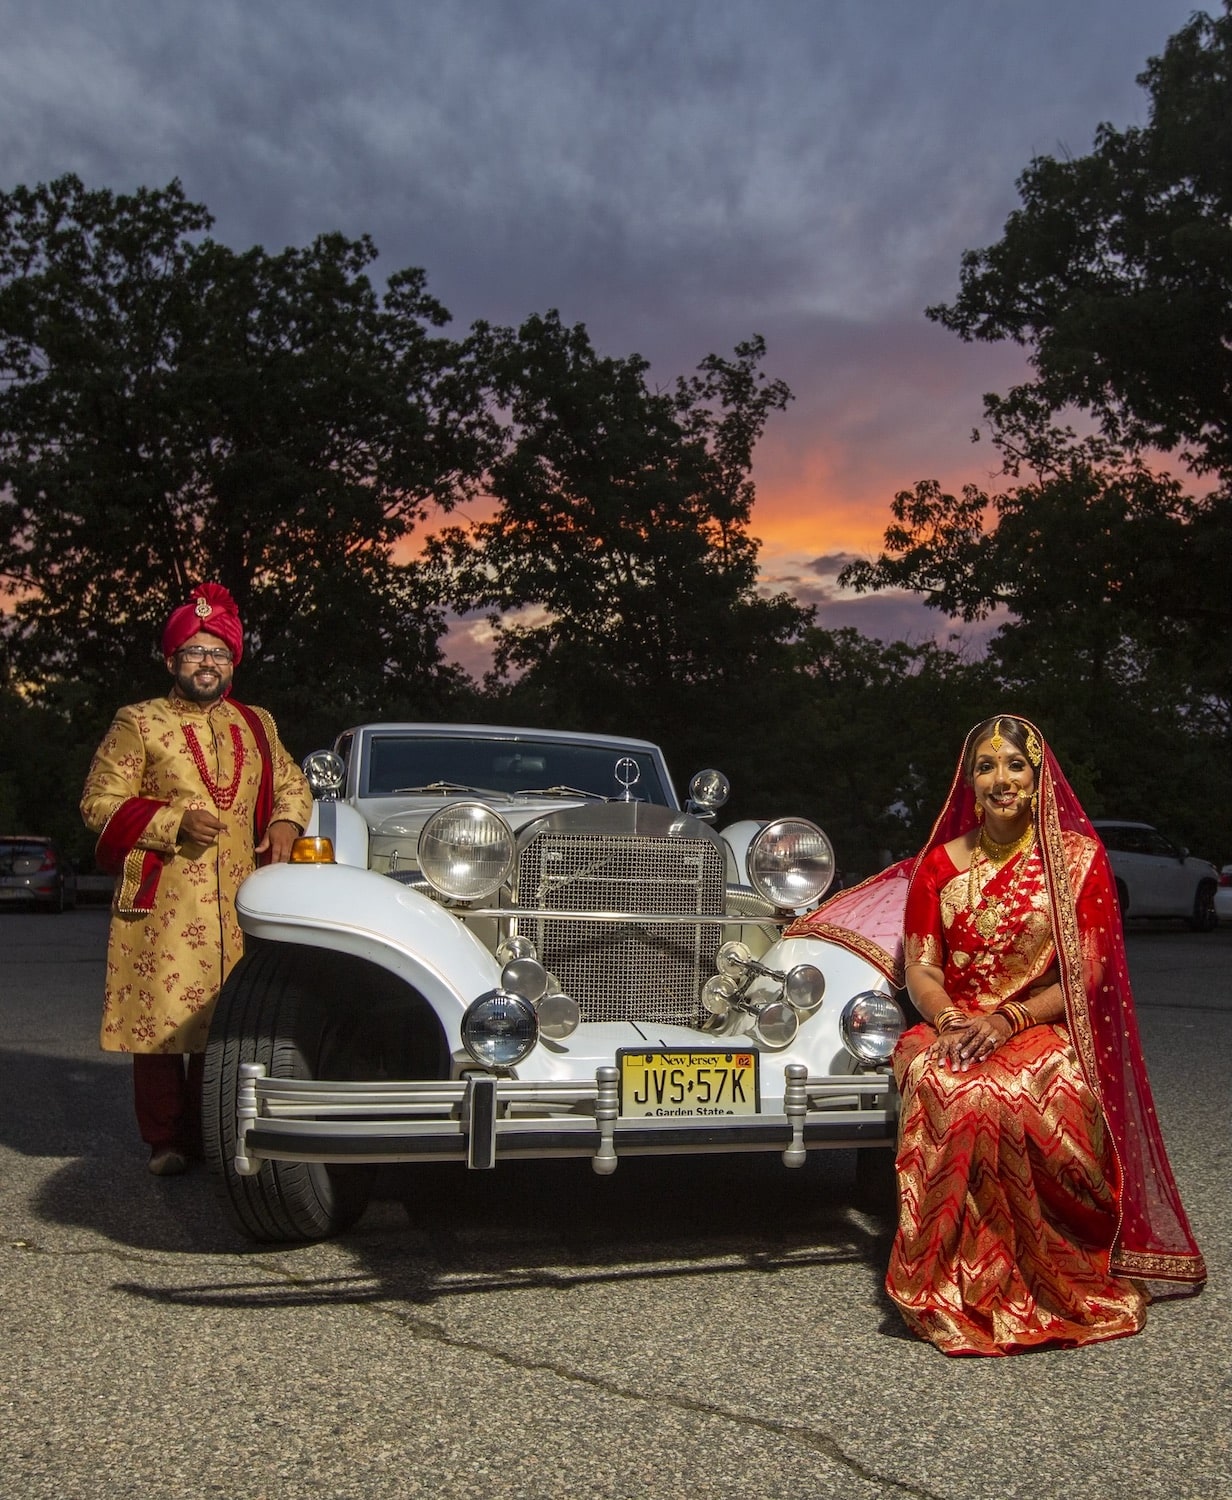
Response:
[886,836,1147,1354]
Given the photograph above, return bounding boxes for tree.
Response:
[744,627,991,873]
[929,4,1232,481]
[425,315,810,761]
[0,175,491,752]
[842,8,1232,859]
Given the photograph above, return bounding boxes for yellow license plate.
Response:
[617,1048,759,1118]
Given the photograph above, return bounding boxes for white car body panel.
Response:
[210,722,898,1240]
[237,861,499,1047]
[1215,865,1232,923]
[1092,819,1219,923]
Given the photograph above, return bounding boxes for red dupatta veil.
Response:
[790,714,1205,1287]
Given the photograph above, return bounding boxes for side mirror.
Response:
[686,769,730,820]
[302,749,345,800]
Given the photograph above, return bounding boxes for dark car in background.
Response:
[0,836,78,913]
[1091,820,1219,931]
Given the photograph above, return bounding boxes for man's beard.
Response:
[173,666,227,705]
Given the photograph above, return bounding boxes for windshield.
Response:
[360,736,671,805]
[0,841,51,873]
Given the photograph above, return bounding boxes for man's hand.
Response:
[256,819,300,864]
[179,807,225,845]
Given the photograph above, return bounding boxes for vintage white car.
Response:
[202,723,906,1242]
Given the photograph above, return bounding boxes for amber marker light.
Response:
[289,836,335,864]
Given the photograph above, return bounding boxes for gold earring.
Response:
[1031,791,1039,814]
[975,803,984,822]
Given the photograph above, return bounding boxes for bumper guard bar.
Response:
[234,1062,898,1176]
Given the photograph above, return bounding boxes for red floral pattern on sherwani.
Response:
[886,834,1147,1355]
[81,696,312,1055]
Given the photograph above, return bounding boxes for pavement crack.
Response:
[8,1239,941,1497]
[361,1298,944,1500]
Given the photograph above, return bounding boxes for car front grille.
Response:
[515,827,726,1026]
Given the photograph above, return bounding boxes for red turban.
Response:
[161,582,243,665]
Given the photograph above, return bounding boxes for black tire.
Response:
[202,947,373,1243]
[1189,880,1218,933]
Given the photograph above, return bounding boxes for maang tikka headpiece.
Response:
[990,721,1004,752]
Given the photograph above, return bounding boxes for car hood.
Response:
[359,793,647,854]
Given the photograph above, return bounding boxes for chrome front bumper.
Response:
[233,1062,899,1175]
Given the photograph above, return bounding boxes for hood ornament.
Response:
[614,757,640,802]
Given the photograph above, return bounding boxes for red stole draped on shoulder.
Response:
[95,700,278,913]
[231,700,275,866]
[96,797,170,914]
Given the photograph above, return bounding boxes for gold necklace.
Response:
[978,823,1035,867]
[968,833,1037,939]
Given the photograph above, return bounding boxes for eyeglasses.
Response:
[176,646,233,665]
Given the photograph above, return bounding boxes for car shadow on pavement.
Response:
[6,1044,904,1317]
[106,1155,900,1321]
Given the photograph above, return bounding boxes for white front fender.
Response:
[236,863,500,1051]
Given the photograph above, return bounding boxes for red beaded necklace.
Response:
[182,723,246,810]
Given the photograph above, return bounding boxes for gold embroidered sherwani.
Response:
[81,696,312,1054]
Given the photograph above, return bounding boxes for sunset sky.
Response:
[1,0,1204,668]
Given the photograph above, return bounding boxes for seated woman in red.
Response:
[886,715,1205,1355]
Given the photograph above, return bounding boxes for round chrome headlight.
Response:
[839,990,906,1065]
[419,802,515,901]
[461,989,539,1068]
[746,819,836,909]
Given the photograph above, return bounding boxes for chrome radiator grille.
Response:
[515,829,725,1025]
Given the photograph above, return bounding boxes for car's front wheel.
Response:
[203,947,373,1243]
[1189,880,1218,933]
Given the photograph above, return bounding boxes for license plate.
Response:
[617,1048,759,1118]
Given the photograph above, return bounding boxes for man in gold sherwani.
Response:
[81,583,313,1175]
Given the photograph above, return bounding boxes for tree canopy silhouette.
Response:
[0,174,493,744]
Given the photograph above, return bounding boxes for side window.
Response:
[1143,831,1178,858]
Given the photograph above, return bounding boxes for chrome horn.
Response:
[699,942,825,1050]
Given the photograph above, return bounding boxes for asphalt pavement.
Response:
[2,909,1229,1500]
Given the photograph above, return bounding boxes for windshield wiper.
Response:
[515,785,605,801]
[388,781,509,798]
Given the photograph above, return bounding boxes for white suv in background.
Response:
[1091,820,1219,931]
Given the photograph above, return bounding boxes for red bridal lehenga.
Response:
[789,716,1206,1356]
[889,833,1149,1354]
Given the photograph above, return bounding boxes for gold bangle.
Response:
[994,1001,1034,1035]
[933,1006,965,1032]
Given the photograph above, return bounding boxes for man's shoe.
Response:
[148,1148,188,1177]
